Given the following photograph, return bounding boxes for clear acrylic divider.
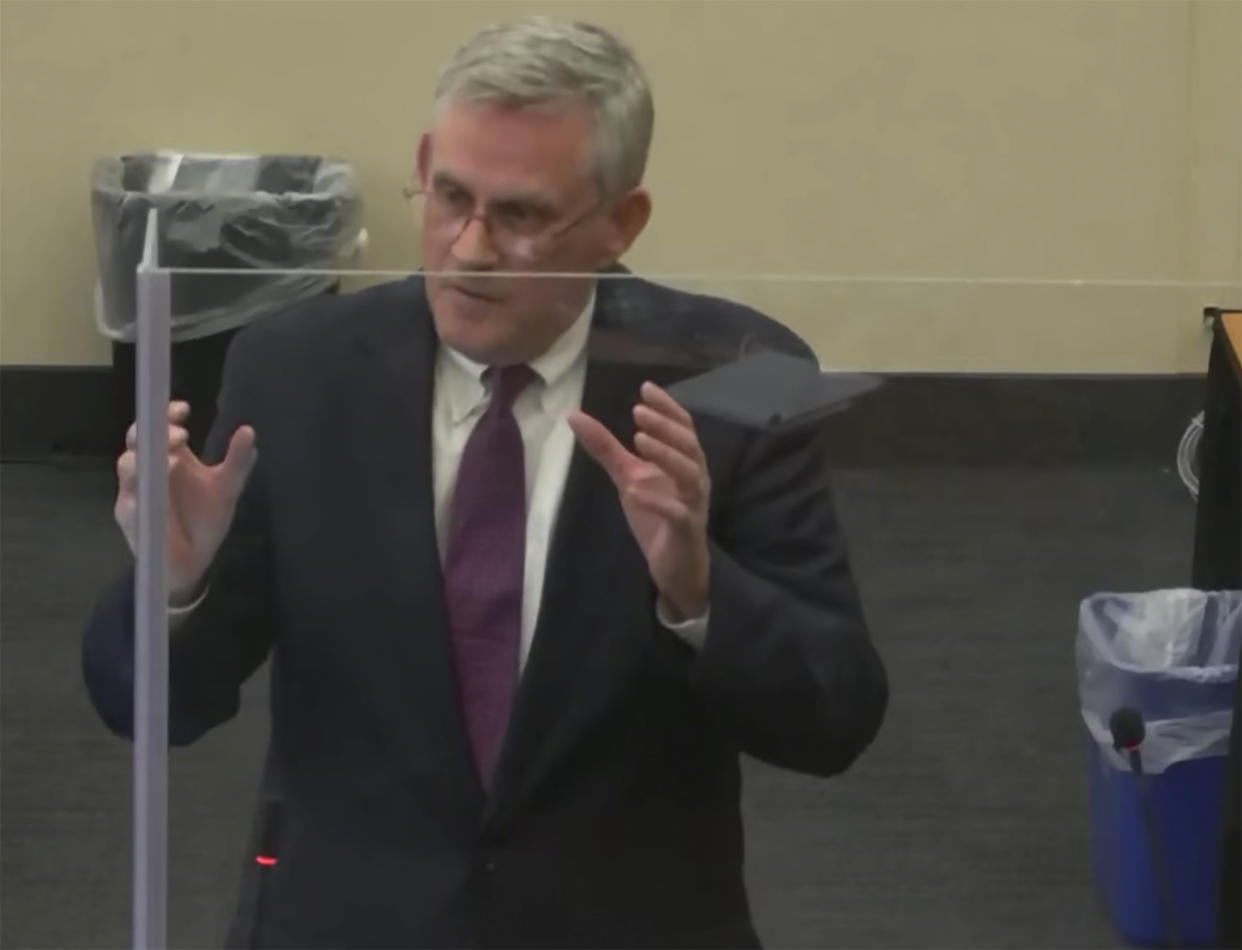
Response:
[126,231,1241,946]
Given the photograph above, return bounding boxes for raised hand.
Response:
[567,382,710,620]
[114,401,257,604]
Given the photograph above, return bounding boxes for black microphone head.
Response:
[1109,706,1146,751]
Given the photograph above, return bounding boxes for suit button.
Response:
[483,855,497,872]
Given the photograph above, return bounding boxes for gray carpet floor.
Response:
[0,459,1197,948]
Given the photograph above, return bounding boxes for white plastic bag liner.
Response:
[1077,588,1242,774]
[91,152,364,343]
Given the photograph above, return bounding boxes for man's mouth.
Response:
[448,282,501,303]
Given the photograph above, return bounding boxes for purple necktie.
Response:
[443,364,535,786]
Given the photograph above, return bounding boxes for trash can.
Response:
[1078,589,1242,947]
[91,152,365,452]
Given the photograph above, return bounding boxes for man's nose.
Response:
[450,216,501,268]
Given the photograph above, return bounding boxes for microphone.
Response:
[255,800,282,868]
[248,801,283,946]
[1110,707,1146,766]
[1110,707,1180,948]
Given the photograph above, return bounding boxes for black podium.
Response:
[1191,308,1241,949]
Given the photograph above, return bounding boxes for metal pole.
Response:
[133,207,170,950]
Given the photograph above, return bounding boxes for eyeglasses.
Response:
[404,181,603,263]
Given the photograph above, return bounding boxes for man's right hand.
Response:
[114,401,258,605]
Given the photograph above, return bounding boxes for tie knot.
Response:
[486,364,536,411]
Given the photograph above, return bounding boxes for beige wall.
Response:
[1,0,1238,371]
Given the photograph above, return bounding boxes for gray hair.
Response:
[434,17,654,197]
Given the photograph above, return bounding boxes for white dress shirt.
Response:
[172,287,708,657]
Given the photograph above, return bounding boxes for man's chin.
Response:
[433,309,508,363]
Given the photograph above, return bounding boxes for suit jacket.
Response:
[82,273,889,949]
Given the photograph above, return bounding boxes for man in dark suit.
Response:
[82,17,888,948]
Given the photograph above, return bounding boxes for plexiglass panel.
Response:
[2,1,1238,948]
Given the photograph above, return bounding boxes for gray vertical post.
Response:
[133,207,170,950]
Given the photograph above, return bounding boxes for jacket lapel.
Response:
[350,280,485,815]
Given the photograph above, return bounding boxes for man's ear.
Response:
[602,188,652,263]
[415,133,432,190]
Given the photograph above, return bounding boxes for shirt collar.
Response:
[440,287,595,424]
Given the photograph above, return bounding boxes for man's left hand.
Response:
[568,382,710,620]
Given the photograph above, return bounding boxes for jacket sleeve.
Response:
[81,328,277,746]
[688,419,889,777]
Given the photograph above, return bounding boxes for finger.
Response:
[118,449,181,492]
[633,404,705,465]
[114,493,135,525]
[625,484,693,528]
[641,381,694,428]
[127,423,191,452]
[113,494,137,549]
[567,411,637,485]
[217,426,258,498]
[124,399,189,449]
[116,451,136,493]
[633,432,704,497]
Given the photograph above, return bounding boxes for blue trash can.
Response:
[1078,589,1241,948]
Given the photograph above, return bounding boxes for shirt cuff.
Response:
[656,599,709,651]
[168,585,209,629]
